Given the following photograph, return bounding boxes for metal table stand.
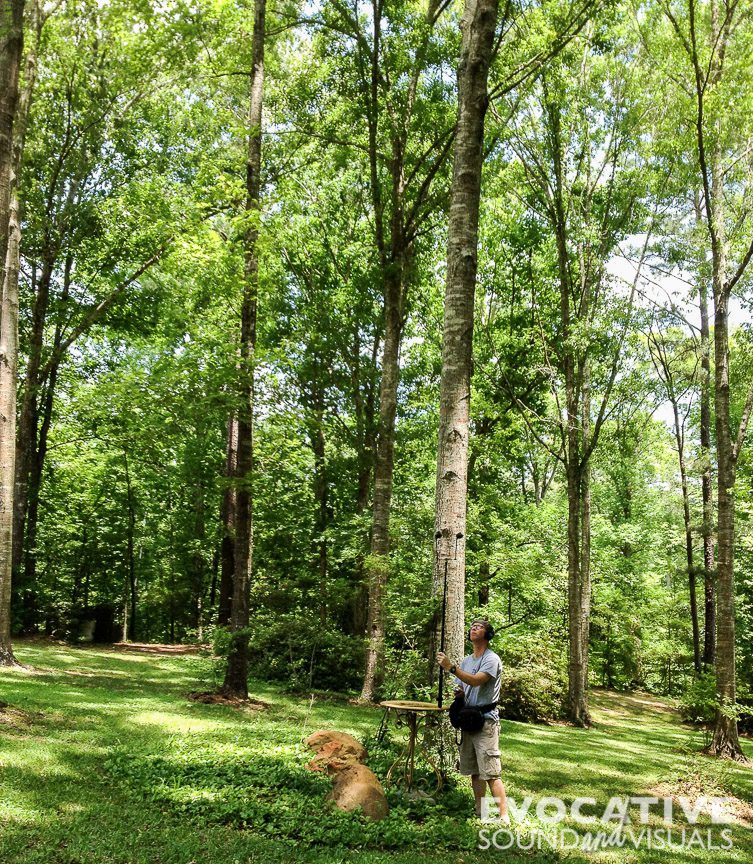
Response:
[379,700,446,794]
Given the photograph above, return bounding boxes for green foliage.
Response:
[677,673,753,737]
[243,615,365,693]
[497,634,567,722]
[498,665,567,723]
[5,643,753,864]
[678,672,719,726]
[106,740,476,851]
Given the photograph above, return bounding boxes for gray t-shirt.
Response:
[455,648,502,722]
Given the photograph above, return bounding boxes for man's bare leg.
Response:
[487,778,508,820]
[471,774,486,816]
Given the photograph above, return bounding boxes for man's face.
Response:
[470,621,488,642]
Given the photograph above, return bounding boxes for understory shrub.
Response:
[497,633,567,722]
[497,665,567,722]
[213,616,364,692]
[678,672,718,725]
[678,672,753,732]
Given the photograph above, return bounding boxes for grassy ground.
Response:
[1,640,752,864]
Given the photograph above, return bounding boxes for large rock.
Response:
[305,730,367,769]
[304,730,388,821]
[326,761,389,822]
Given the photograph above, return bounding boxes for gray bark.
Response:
[682,0,749,759]
[123,450,136,642]
[217,415,237,627]
[359,0,456,701]
[361,266,403,700]
[433,0,499,691]
[0,0,25,666]
[8,0,43,582]
[699,277,715,668]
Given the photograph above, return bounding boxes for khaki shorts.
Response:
[458,720,501,780]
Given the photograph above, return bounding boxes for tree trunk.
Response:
[701,61,745,756]
[0,0,25,667]
[648,326,702,672]
[359,2,398,699]
[121,594,128,643]
[355,1,456,697]
[565,459,590,725]
[699,277,715,668]
[349,324,376,637]
[0,0,24,281]
[478,558,489,606]
[218,416,237,627]
[22,356,57,605]
[358,0,458,700]
[353,325,377,515]
[13,258,53,577]
[578,372,592,711]
[308,390,328,624]
[708,283,744,757]
[8,0,43,582]
[191,481,206,639]
[360,267,403,701]
[678,420,701,675]
[432,0,499,693]
[223,0,265,699]
[662,359,702,675]
[123,451,136,642]
[550,100,591,725]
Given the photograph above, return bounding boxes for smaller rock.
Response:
[325,761,389,821]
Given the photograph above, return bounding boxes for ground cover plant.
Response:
[1,641,752,864]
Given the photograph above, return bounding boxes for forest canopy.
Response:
[1,0,753,757]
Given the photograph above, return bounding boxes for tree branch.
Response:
[732,381,753,464]
[38,243,171,380]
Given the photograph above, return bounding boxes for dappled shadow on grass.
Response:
[2,645,510,859]
[13,644,209,686]
[591,688,680,716]
[111,641,207,655]
[3,643,752,864]
[0,702,43,728]
[1,652,286,862]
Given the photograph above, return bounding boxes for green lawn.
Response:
[1,640,752,864]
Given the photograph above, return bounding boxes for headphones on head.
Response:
[467,620,494,642]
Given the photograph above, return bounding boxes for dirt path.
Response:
[110,641,208,655]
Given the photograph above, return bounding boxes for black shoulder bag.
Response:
[448,694,497,733]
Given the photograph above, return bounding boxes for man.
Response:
[437,619,508,821]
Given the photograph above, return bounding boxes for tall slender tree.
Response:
[320,0,458,702]
[647,325,702,672]
[433,0,499,673]
[501,24,649,723]
[0,0,25,666]
[223,0,266,699]
[694,197,716,669]
[8,0,192,636]
[4,0,53,606]
[648,0,753,759]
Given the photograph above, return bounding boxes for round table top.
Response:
[379,700,447,712]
